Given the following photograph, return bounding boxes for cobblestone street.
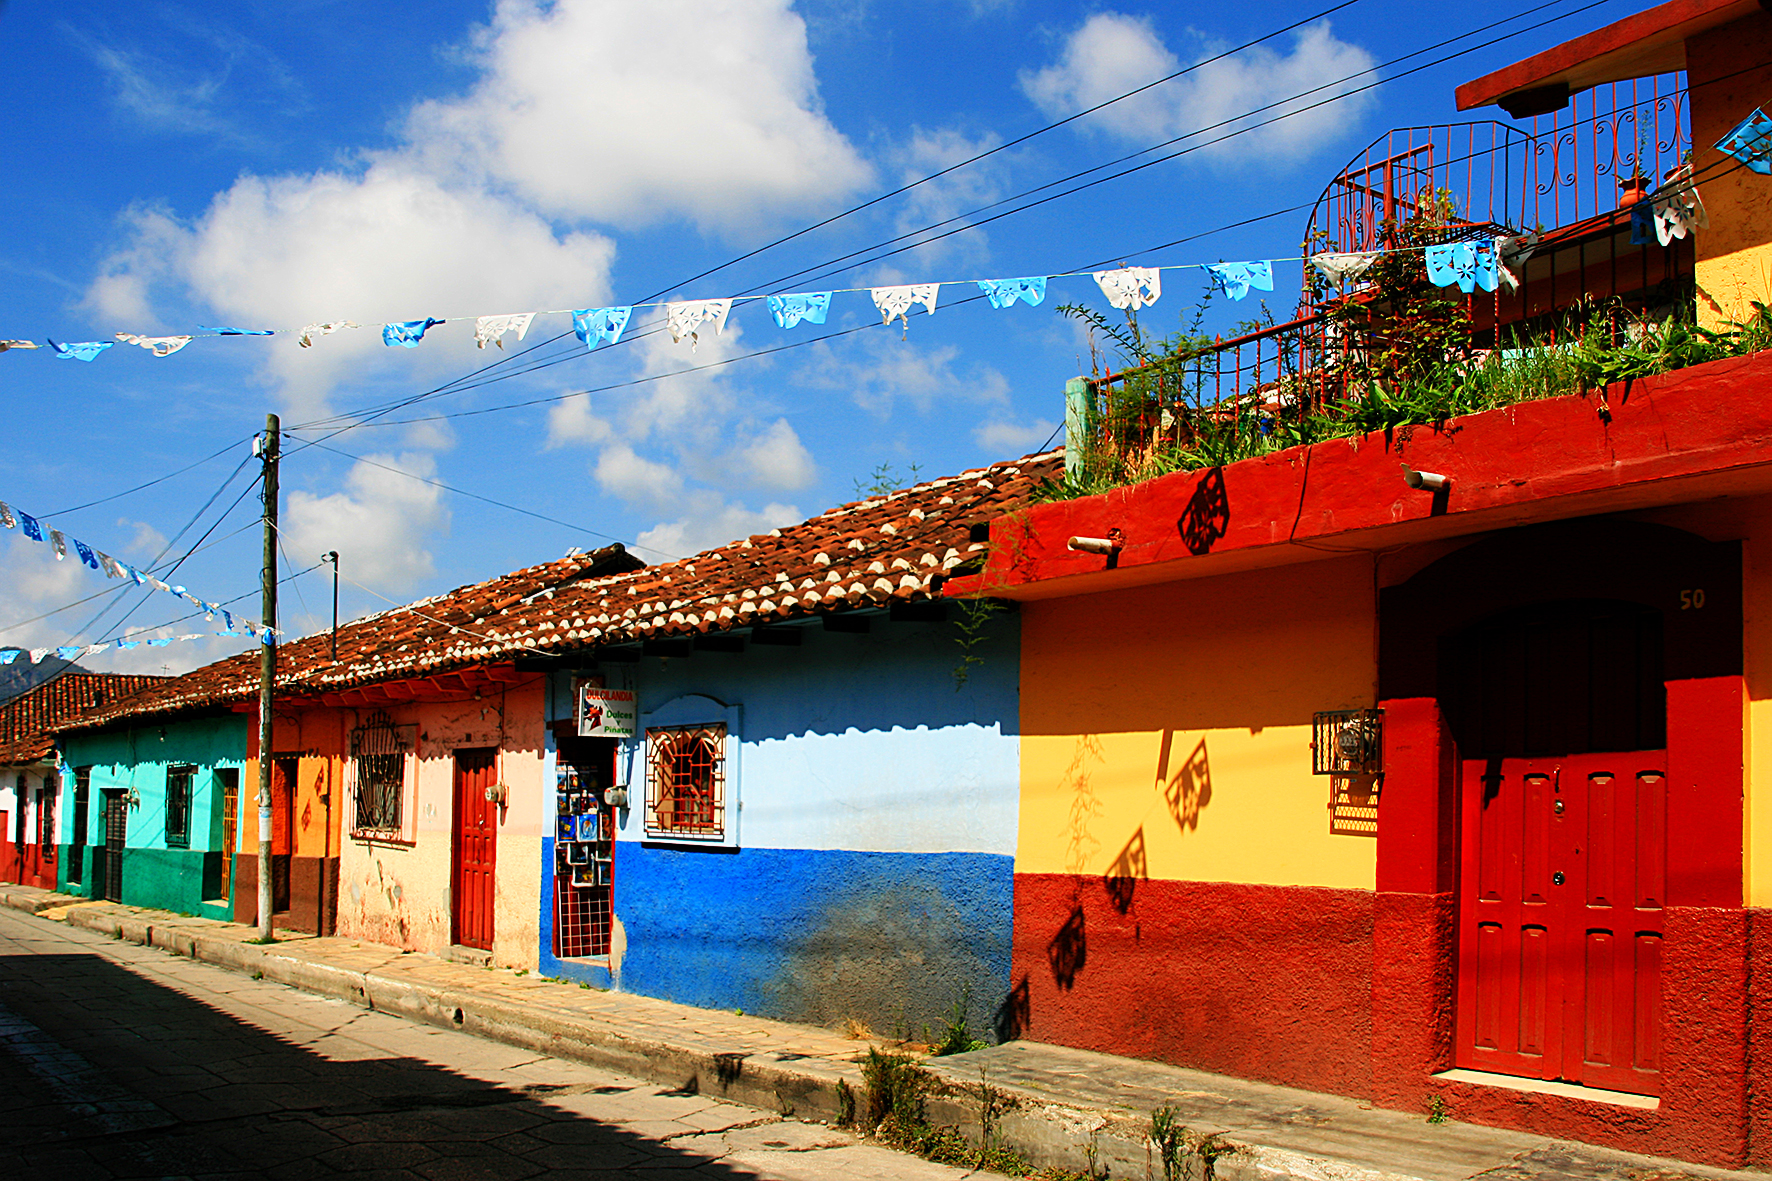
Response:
[0,909,968,1180]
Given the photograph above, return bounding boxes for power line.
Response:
[285,439,681,561]
[285,0,1618,436]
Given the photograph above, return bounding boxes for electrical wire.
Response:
[285,0,1620,435]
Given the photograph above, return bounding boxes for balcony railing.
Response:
[1063,76,1699,485]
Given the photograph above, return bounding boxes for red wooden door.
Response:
[1455,754,1666,1093]
[1447,599,1667,1097]
[452,749,499,951]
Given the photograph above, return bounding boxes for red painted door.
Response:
[452,749,499,951]
[1455,754,1666,1093]
[1447,599,1668,1097]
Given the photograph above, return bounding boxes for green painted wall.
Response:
[57,713,248,915]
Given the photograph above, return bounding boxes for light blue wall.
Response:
[539,610,1019,1036]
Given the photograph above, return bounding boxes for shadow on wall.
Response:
[767,873,1010,1043]
[635,614,1023,743]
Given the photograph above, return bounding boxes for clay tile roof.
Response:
[0,673,168,764]
[62,451,1062,730]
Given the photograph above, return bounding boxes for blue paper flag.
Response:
[17,512,42,542]
[73,538,100,570]
[383,318,442,348]
[975,277,1048,309]
[1716,108,1772,175]
[47,339,113,361]
[765,292,832,329]
[200,325,275,336]
[1205,261,1274,301]
[571,307,632,350]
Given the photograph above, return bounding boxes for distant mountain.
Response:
[0,654,92,707]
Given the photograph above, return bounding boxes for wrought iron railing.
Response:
[1066,76,1696,481]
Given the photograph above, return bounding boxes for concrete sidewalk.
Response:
[0,884,1755,1181]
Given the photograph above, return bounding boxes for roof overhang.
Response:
[1456,0,1764,117]
[946,350,1772,602]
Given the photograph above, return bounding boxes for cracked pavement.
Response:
[0,908,973,1180]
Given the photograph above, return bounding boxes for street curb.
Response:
[0,888,1449,1181]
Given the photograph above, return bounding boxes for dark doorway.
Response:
[99,790,127,903]
[1444,599,1667,1096]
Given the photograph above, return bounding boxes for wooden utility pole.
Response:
[257,414,279,940]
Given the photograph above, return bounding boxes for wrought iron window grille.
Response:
[1312,709,1384,777]
[644,724,726,840]
[349,710,409,836]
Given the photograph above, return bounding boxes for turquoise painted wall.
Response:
[57,713,247,918]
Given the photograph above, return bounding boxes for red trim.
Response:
[1454,0,1757,112]
[1010,874,1374,1098]
[1375,698,1456,895]
[951,352,1772,601]
[1665,677,1745,907]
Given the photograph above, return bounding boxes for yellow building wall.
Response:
[1019,554,1378,890]
[1688,12,1772,329]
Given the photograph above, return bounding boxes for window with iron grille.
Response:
[350,711,409,837]
[165,765,193,848]
[645,724,726,840]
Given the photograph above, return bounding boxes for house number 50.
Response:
[1680,589,1706,610]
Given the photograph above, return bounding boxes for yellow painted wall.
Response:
[1019,555,1378,890]
[1688,13,1772,329]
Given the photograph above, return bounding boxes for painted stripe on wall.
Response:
[1009,873,1374,1098]
[599,845,1012,1037]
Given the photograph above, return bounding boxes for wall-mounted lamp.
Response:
[1401,464,1449,492]
[124,788,143,810]
[603,786,630,808]
[1067,527,1125,555]
[483,781,510,805]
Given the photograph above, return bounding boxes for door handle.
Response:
[1552,871,1565,886]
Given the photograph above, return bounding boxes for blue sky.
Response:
[0,0,1639,673]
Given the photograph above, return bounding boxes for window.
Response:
[350,710,410,837]
[165,765,194,848]
[644,724,727,840]
[38,774,56,859]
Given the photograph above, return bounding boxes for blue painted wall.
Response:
[57,714,248,919]
[539,610,1020,1037]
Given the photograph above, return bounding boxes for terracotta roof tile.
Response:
[0,673,168,763]
[62,450,1061,730]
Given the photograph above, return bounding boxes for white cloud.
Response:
[974,417,1059,455]
[117,518,169,559]
[282,452,450,595]
[88,169,618,422]
[888,126,1008,267]
[84,0,873,424]
[595,445,684,508]
[634,495,803,560]
[1021,16,1378,161]
[546,393,615,449]
[407,0,873,233]
[731,419,816,491]
[797,333,1013,417]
